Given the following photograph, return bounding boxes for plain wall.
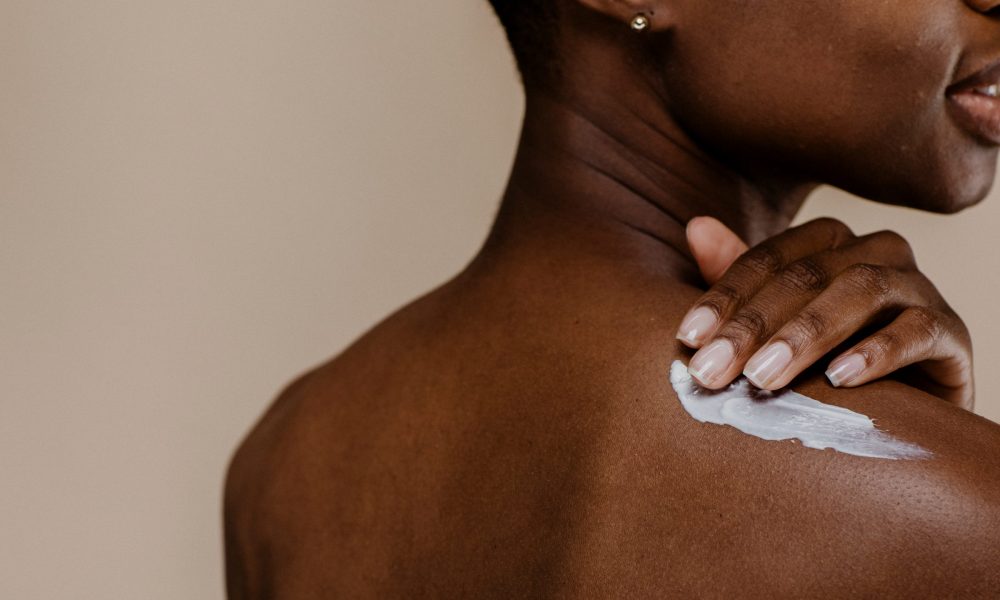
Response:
[2,1,998,597]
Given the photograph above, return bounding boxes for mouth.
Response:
[946,58,1000,146]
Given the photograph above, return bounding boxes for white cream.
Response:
[669,360,930,460]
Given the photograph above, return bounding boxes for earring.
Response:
[630,13,650,31]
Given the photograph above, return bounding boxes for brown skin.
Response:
[682,217,974,408]
[225,0,1000,597]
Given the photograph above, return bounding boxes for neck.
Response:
[479,89,817,283]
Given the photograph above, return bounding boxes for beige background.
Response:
[2,1,998,598]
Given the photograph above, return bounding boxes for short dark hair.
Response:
[486,0,560,88]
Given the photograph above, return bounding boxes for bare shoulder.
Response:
[790,370,1000,508]
[794,375,1000,578]
[223,367,320,599]
[544,286,1000,597]
[597,326,1000,597]
[223,273,1000,597]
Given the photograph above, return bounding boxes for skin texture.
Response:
[681,217,974,408]
[225,0,1000,597]
[646,0,1000,213]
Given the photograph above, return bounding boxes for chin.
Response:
[892,174,994,214]
[916,192,987,214]
[933,158,998,213]
[873,149,999,215]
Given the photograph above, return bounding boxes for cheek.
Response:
[664,2,990,207]
[823,34,997,212]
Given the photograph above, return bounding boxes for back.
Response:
[225,258,1000,598]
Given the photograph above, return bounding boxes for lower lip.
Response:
[947,91,1000,146]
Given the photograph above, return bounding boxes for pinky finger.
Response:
[825,306,971,403]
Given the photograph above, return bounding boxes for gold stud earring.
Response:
[630,13,650,32]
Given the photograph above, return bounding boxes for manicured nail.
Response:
[744,341,793,389]
[676,306,718,347]
[688,339,735,386]
[826,353,866,387]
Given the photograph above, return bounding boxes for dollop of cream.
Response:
[670,360,930,460]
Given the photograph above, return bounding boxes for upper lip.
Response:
[947,55,1000,95]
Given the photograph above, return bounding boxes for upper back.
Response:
[225,258,1000,598]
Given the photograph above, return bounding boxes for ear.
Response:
[572,0,674,32]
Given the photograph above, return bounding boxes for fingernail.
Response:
[688,339,734,386]
[744,342,793,389]
[676,306,718,346]
[826,353,866,387]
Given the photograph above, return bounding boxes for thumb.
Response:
[687,216,750,285]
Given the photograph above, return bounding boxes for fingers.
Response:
[740,263,908,390]
[686,274,821,390]
[679,226,928,390]
[676,217,854,347]
[683,251,886,389]
[824,306,974,409]
[686,216,749,285]
[677,219,970,403]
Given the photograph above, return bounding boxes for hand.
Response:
[678,216,974,409]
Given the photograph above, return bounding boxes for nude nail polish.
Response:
[688,339,734,386]
[676,306,718,346]
[826,353,866,387]
[744,342,793,389]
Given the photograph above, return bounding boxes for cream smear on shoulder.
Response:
[670,360,931,460]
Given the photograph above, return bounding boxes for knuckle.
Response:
[872,229,915,261]
[789,309,830,341]
[948,309,972,342]
[903,306,942,343]
[810,217,854,246]
[858,332,897,366]
[843,263,892,299]
[738,244,784,277]
[702,283,745,314]
[780,258,829,292]
[726,306,771,342]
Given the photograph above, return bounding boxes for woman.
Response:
[225,1,1000,596]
